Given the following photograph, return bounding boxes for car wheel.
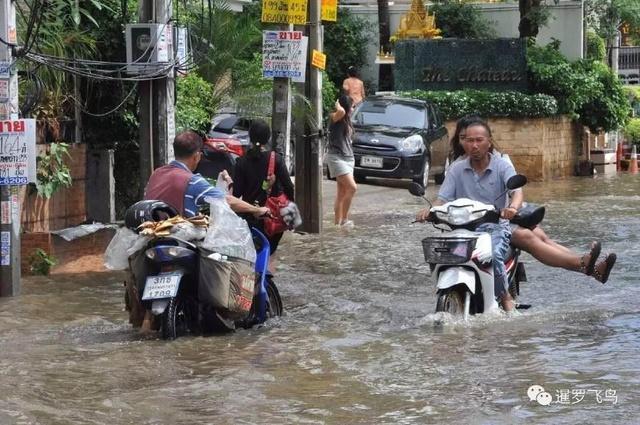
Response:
[354,174,366,184]
[413,159,430,190]
[434,173,445,185]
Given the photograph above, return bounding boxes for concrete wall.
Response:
[444,115,581,181]
[345,0,584,91]
[20,143,87,233]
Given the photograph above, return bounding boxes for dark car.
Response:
[349,96,449,188]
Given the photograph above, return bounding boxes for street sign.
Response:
[261,0,308,25]
[312,49,326,70]
[0,119,36,185]
[321,0,337,22]
[262,31,308,82]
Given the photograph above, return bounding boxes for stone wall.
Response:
[444,116,581,181]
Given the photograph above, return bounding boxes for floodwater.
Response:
[1,173,640,424]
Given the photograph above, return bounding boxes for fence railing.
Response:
[619,46,640,70]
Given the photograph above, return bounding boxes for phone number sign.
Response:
[262,31,308,82]
[261,0,308,25]
[0,119,36,185]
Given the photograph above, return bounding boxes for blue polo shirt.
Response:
[438,153,517,208]
[171,160,225,217]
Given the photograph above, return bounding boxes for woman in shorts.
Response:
[327,94,357,228]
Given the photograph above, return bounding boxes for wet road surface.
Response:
[1,173,639,424]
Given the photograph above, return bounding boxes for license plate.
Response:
[142,273,182,300]
[361,156,383,168]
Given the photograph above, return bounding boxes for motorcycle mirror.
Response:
[506,174,527,190]
[408,182,426,197]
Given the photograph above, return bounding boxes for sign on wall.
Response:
[0,119,37,185]
[261,0,308,25]
[262,31,308,82]
[312,50,326,70]
[394,38,528,92]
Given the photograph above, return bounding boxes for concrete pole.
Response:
[0,0,20,296]
[138,0,174,197]
[296,0,322,233]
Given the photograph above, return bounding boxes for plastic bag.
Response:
[171,221,207,242]
[104,227,147,270]
[200,197,256,264]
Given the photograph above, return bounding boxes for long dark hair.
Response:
[337,94,353,139]
[450,115,495,161]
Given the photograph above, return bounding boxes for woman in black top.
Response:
[233,120,295,271]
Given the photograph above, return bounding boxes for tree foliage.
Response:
[586,30,607,62]
[528,43,631,132]
[431,1,496,39]
[323,8,371,90]
[175,74,216,134]
[585,0,640,46]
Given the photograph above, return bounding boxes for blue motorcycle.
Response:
[125,201,283,340]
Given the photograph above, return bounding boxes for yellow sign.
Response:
[311,50,326,70]
[321,0,337,22]
[262,0,308,25]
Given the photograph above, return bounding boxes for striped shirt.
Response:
[171,160,225,217]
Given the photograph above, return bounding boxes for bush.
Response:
[398,89,558,120]
[175,73,216,134]
[431,2,496,39]
[586,30,606,62]
[323,8,371,89]
[625,118,640,146]
[528,43,631,132]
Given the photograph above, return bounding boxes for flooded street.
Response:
[2,174,640,424]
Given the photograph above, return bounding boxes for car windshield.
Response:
[352,101,426,129]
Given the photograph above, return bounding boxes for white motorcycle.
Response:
[409,175,544,318]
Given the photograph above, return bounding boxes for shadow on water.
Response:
[1,175,640,424]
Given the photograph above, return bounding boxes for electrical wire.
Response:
[69,82,139,117]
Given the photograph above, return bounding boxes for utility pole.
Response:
[271,26,292,172]
[0,0,20,296]
[137,0,174,196]
[296,0,322,233]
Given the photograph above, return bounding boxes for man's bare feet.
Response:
[501,293,516,312]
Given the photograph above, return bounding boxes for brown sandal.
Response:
[580,241,601,276]
[593,253,616,284]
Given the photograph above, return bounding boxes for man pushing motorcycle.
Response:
[416,119,522,311]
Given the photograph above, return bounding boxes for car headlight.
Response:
[399,135,423,153]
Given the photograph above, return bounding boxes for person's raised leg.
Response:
[512,227,590,271]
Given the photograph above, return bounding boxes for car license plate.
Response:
[361,156,383,168]
[142,273,182,300]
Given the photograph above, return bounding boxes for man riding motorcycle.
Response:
[416,119,522,311]
[129,130,270,332]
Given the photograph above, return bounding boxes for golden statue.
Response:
[394,0,442,40]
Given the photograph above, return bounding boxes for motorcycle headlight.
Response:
[399,135,423,153]
[448,206,471,225]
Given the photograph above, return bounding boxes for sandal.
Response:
[580,241,601,276]
[593,253,617,284]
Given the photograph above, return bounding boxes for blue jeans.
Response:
[476,222,512,298]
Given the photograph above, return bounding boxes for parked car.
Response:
[347,95,449,188]
[198,112,295,178]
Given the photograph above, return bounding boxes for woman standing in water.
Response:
[327,94,357,228]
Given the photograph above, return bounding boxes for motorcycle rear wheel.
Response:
[265,277,283,317]
[161,296,190,340]
[435,288,466,315]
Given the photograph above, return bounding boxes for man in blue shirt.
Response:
[417,120,523,311]
[145,130,269,219]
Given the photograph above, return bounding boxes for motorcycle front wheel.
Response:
[435,288,466,315]
[161,296,190,340]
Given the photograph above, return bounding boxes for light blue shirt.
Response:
[171,160,225,217]
[438,153,517,208]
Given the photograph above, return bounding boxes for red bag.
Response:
[263,152,290,237]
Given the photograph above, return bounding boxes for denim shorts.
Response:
[326,153,355,178]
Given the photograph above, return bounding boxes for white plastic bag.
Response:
[172,221,207,241]
[200,197,256,264]
[104,227,147,270]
